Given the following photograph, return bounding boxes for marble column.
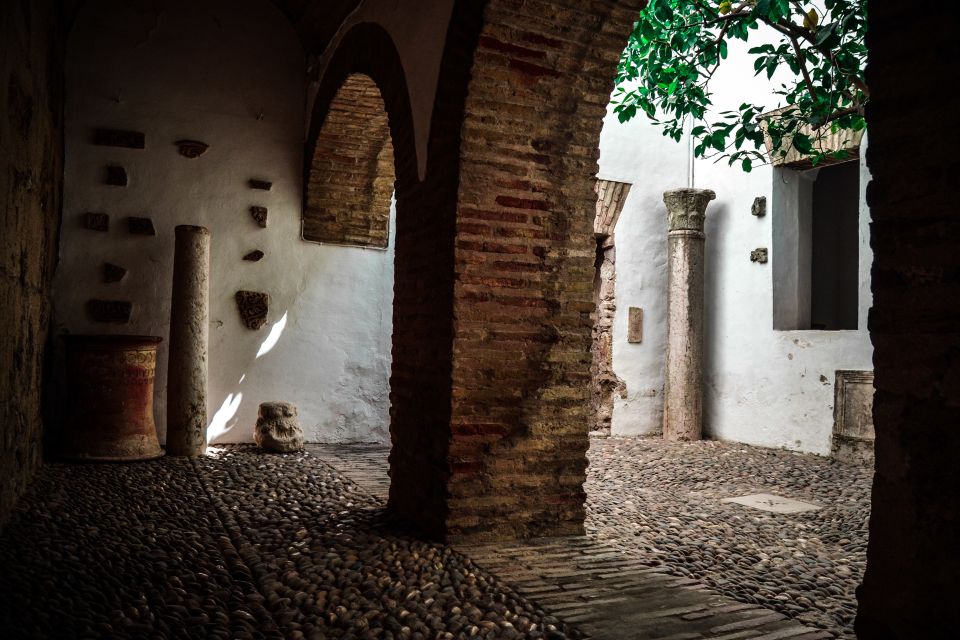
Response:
[663,188,715,441]
[166,225,210,456]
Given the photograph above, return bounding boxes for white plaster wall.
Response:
[55,0,395,445]
[599,36,873,454]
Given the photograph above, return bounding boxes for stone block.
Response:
[832,370,875,465]
[255,402,304,452]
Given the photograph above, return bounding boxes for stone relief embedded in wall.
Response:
[750,248,769,263]
[243,250,264,262]
[82,212,109,231]
[86,299,133,323]
[248,179,272,191]
[104,166,128,186]
[102,263,127,283]
[92,128,145,149]
[250,206,268,228]
[235,290,269,330]
[751,196,767,218]
[175,140,208,158]
[127,217,156,236]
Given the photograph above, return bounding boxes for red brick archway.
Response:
[383,0,645,543]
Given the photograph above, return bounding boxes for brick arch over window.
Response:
[303,74,395,248]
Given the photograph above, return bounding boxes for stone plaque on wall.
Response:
[832,370,875,465]
[103,263,127,283]
[235,290,269,330]
[105,166,128,186]
[82,212,109,232]
[127,217,156,236]
[627,307,643,344]
[86,299,132,324]
[92,128,145,149]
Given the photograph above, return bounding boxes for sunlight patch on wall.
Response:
[207,392,243,443]
[256,311,288,359]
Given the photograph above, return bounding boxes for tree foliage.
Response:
[612,0,868,171]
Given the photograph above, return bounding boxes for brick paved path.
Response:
[310,442,849,640]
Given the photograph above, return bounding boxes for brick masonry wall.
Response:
[855,2,960,637]
[444,0,644,542]
[0,0,64,528]
[304,73,394,248]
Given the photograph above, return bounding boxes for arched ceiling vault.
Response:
[61,0,363,55]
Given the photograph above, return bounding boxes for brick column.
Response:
[662,188,714,441]
[166,225,210,457]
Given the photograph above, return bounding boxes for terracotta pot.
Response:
[61,334,164,461]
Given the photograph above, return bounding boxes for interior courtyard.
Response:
[1,1,957,639]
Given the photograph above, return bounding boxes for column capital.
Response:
[663,188,716,232]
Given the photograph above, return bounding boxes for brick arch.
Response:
[303,74,395,248]
[396,0,645,542]
[305,23,417,197]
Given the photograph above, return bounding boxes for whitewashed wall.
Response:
[54,0,412,445]
[598,37,873,454]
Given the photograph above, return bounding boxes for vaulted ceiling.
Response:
[61,0,363,54]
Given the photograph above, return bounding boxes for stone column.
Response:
[663,188,715,441]
[166,225,210,456]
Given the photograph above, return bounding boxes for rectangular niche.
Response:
[831,370,875,465]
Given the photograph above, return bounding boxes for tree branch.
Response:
[789,35,819,102]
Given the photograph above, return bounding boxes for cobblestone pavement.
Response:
[312,438,869,639]
[0,438,867,639]
[584,437,870,638]
[0,447,578,639]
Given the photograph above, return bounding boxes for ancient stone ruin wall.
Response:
[0,0,64,527]
[304,74,395,248]
[591,179,630,434]
[855,2,960,636]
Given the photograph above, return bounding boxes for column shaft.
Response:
[166,225,210,456]
[662,188,714,441]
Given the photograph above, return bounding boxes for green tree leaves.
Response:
[611,0,868,171]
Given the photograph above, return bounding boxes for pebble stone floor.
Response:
[583,437,870,638]
[0,447,578,640]
[0,437,870,639]
[315,438,870,639]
